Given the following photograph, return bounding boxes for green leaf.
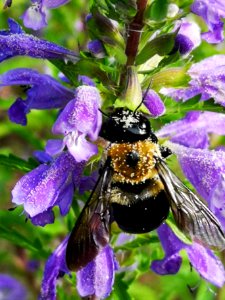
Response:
[115,234,159,251]
[111,273,132,300]
[149,0,168,21]
[136,32,177,65]
[0,223,49,256]
[50,58,115,86]
[0,154,38,172]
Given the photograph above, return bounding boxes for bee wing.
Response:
[156,159,225,250]
[66,160,112,271]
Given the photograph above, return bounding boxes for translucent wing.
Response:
[66,160,112,271]
[156,159,225,250]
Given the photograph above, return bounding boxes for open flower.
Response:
[191,0,225,43]
[46,85,102,162]
[174,20,201,56]
[160,55,225,106]
[21,0,70,30]
[151,224,225,287]
[12,151,84,226]
[0,18,78,63]
[40,238,117,300]
[0,68,74,125]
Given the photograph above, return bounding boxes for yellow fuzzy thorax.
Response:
[108,140,161,184]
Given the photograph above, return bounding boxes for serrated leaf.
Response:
[0,154,38,172]
[136,32,177,65]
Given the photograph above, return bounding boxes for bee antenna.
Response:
[134,78,153,114]
[98,108,109,118]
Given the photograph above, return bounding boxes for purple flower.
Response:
[160,55,225,106]
[151,224,225,287]
[40,237,69,300]
[12,151,84,226]
[21,0,70,30]
[0,68,74,125]
[0,274,27,300]
[47,86,102,162]
[87,40,105,57]
[143,89,165,117]
[157,111,225,149]
[77,245,117,299]
[174,20,201,55]
[40,238,116,300]
[0,18,78,63]
[191,0,225,43]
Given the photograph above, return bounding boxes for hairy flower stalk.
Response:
[2,0,225,299]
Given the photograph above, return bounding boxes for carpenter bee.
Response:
[66,108,225,271]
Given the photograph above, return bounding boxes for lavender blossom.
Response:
[21,0,70,30]
[157,111,225,149]
[151,224,225,287]
[77,246,117,299]
[40,237,69,300]
[0,274,27,300]
[0,68,74,125]
[0,18,78,63]
[12,151,84,226]
[160,55,225,106]
[143,89,165,117]
[47,85,102,162]
[174,20,201,56]
[191,0,225,43]
[40,238,117,300]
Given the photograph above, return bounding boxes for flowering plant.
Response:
[1,0,225,299]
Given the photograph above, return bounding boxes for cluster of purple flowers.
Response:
[1,0,225,299]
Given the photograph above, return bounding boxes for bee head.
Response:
[100,108,157,143]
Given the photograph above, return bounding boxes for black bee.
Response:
[66,108,225,271]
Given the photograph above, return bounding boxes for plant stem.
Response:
[125,0,148,66]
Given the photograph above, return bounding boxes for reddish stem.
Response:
[125,0,148,66]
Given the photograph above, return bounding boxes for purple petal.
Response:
[52,86,102,139]
[31,209,55,226]
[40,237,69,300]
[77,246,116,299]
[12,152,77,219]
[160,55,225,106]
[33,150,53,163]
[45,139,65,156]
[151,224,183,275]
[157,111,225,149]
[0,19,78,63]
[0,274,27,300]
[0,68,74,110]
[43,0,70,9]
[175,20,201,55]
[166,141,225,202]
[65,133,98,162]
[187,243,225,287]
[78,75,95,87]
[8,98,29,125]
[57,182,74,216]
[143,89,165,117]
[87,40,105,56]
[21,2,47,30]
[191,0,225,43]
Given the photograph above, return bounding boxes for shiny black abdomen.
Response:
[111,190,170,233]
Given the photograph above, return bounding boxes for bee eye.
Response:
[126,151,140,168]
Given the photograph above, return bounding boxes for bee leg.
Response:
[159,146,172,158]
